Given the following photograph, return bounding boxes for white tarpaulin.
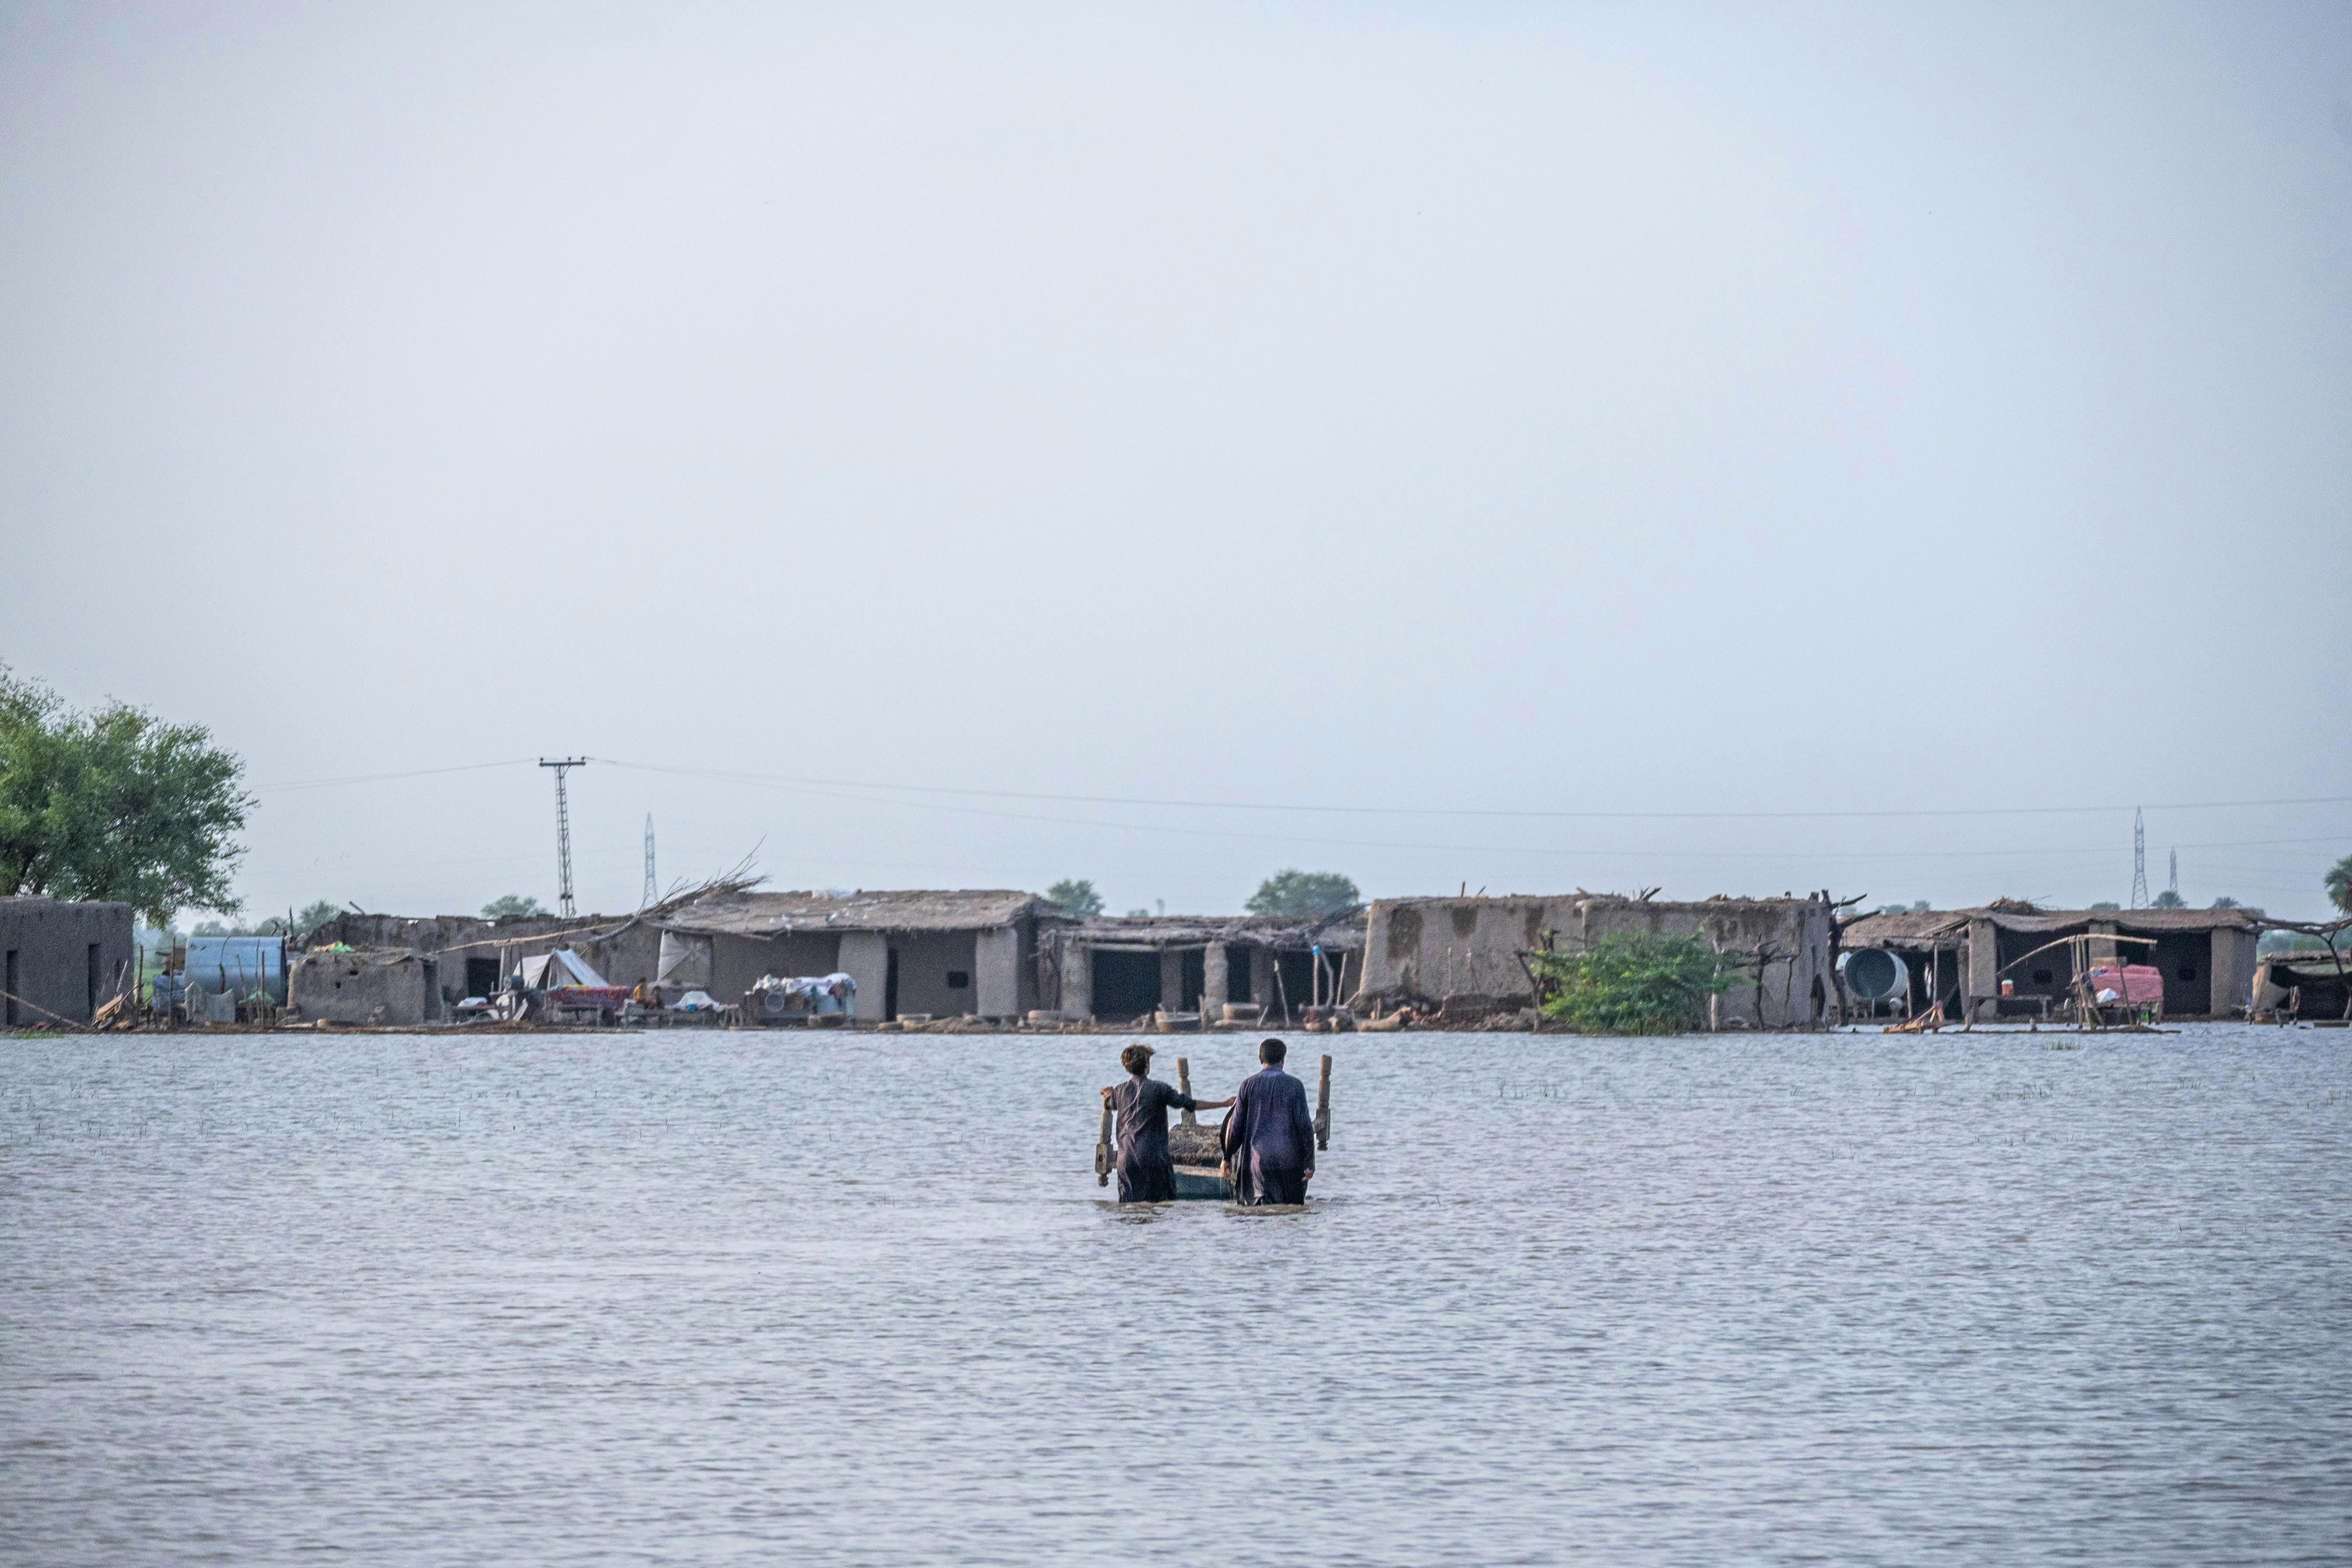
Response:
[656,931,713,989]
[517,948,610,989]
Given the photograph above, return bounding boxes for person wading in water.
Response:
[1103,1043,1233,1203]
[1222,1037,1316,1206]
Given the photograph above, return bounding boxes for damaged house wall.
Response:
[1841,903,2266,1020]
[287,948,444,1026]
[1355,894,1835,1028]
[648,889,1055,1022]
[305,910,664,1002]
[0,897,135,1028]
[1049,910,1366,1022]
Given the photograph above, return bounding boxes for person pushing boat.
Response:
[1103,1043,1233,1203]
[1222,1037,1316,1206]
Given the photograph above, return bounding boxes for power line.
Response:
[596,759,2352,822]
[245,754,2352,821]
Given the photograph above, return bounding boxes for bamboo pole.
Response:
[1176,1056,1195,1125]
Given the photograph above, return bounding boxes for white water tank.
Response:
[1843,948,1908,1003]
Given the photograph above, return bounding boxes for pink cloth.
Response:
[2088,965,2164,1004]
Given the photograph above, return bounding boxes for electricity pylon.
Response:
[642,815,657,909]
[2130,807,2148,910]
[540,758,588,917]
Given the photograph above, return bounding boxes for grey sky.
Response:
[4,2,2347,921]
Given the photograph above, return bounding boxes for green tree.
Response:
[2150,890,2186,908]
[2209,896,2242,910]
[1045,878,1104,915]
[1245,869,1360,918]
[294,900,342,938]
[2327,854,2352,916]
[1524,932,1736,1035]
[0,665,249,925]
[2088,901,2121,911]
[481,894,548,920]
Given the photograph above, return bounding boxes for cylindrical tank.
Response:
[1843,948,1908,1003]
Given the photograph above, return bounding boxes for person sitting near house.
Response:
[1222,1037,1317,1207]
[1101,1043,1233,1203]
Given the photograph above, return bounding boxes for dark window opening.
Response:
[1089,950,1160,1020]
[466,957,502,998]
[885,948,901,1021]
[1180,948,1205,1010]
[2177,964,2197,981]
[1810,975,1826,1019]
[945,970,971,990]
[2031,968,2053,985]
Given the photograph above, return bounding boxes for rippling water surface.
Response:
[4,1025,2348,1564]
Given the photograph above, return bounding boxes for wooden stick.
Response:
[1094,1097,1115,1187]
[1176,1056,1195,1125]
[1314,1053,1331,1151]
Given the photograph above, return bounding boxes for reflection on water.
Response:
[3,1026,2348,1565]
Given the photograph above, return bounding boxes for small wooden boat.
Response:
[1095,1054,1331,1201]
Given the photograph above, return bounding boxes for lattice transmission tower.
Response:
[642,815,657,909]
[2169,849,2178,900]
[2130,807,2148,909]
[540,758,589,917]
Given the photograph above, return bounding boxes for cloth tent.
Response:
[515,948,609,989]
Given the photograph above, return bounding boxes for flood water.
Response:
[3,1024,2348,1565]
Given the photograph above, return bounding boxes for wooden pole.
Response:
[1314,1053,1331,1151]
[1176,1056,1195,1125]
[1094,1096,1115,1187]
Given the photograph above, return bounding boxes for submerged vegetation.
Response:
[1524,932,1737,1035]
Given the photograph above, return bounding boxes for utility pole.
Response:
[2131,807,2148,910]
[540,758,589,917]
[642,814,657,909]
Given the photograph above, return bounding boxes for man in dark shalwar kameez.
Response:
[1222,1037,1316,1206]
[1104,1043,1233,1203]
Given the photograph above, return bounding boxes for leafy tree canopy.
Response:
[481,894,549,920]
[2149,890,2187,908]
[2088,901,2121,911]
[2209,896,2245,910]
[2328,854,2352,916]
[1245,869,1360,918]
[1045,878,1104,916]
[1525,932,1736,1035]
[0,665,249,926]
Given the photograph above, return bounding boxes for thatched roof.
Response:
[1845,903,2267,949]
[1063,908,1366,952]
[657,888,1054,937]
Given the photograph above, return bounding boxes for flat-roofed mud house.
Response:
[1838,901,2264,1021]
[0,897,134,1029]
[288,908,666,1025]
[649,890,1058,1022]
[1048,910,1367,1024]
[1354,893,1837,1027]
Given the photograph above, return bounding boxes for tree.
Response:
[2327,854,2352,916]
[1045,878,1104,916]
[1524,933,1736,1035]
[2150,890,2186,908]
[2209,896,2242,910]
[295,900,342,938]
[482,894,548,920]
[2089,901,2121,911]
[0,665,249,925]
[1246,870,1360,918]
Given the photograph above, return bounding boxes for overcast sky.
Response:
[3,2,2347,922]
